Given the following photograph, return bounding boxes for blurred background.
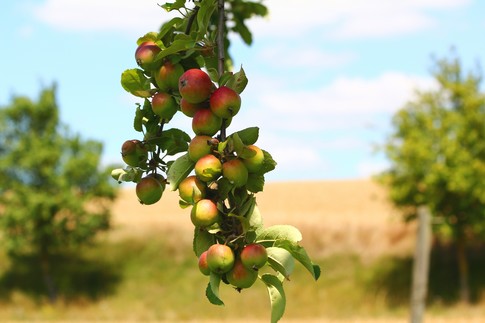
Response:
[1,0,485,322]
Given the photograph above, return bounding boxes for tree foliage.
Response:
[378,53,485,302]
[0,85,117,299]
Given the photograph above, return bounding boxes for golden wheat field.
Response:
[111,179,415,260]
[107,179,485,323]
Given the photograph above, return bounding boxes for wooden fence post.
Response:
[410,206,432,323]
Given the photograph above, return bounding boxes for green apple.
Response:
[178,175,206,204]
[242,145,265,173]
[210,86,241,119]
[222,158,248,187]
[206,244,235,274]
[192,108,222,136]
[195,154,222,182]
[191,199,220,227]
[151,92,178,120]
[178,69,213,104]
[135,41,161,70]
[226,258,258,289]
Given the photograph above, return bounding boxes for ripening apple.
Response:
[207,244,235,274]
[242,145,265,173]
[151,92,178,120]
[136,175,164,205]
[121,139,148,167]
[222,158,248,187]
[240,243,268,270]
[178,69,213,104]
[155,61,184,92]
[192,108,222,136]
[191,199,220,227]
[195,154,222,182]
[178,175,206,204]
[135,41,161,70]
[180,98,207,117]
[226,258,258,289]
[198,250,211,276]
[210,86,241,119]
[188,135,214,162]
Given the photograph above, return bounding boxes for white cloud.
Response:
[32,0,175,35]
[250,0,471,39]
[259,47,356,69]
[250,72,436,132]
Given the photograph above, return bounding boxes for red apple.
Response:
[222,158,248,187]
[178,69,213,104]
[191,199,220,227]
[135,41,161,70]
[178,175,206,204]
[121,139,148,167]
[198,250,211,276]
[151,92,178,120]
[240,243,268,270]
[180,98,207,117]
[188,135,214,162]
[206,244,235,274]
[242,145,265,173]
[155,61,184,92]
[226,259,258,289]
[195,154,222,182]
[192,108,222,136]
[136,176,164,205]
[210,86,241,119]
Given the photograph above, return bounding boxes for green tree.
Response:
[0,85,117,302]
[379,53,485,303]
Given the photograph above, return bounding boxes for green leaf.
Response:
[159,17,184,40]
[193,228,215,257]
[197,0,217,38]
[261,274,286,323]
[121,69,152,98]
[274,240,321,281]
[155,36,196,62]
[161,0,186,11]
[266,247,295,280]
[206,273,224,306]
[133,105,143,132]
[256,225,303,244]
[151,128,191,156]
[136,32,158,45]
[219,71,234,86]
[231,133,245,156]
[110,167,143,184]
[234,127,259,145]
[260,149,277,174]
[166,153,195,191]
[246,173,265,193]
[225,66,248,94]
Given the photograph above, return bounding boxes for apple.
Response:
[226,259,258,289]
[136,176,164,205]
[195,154,222,182]
[178,175,206,204]
[222,158,248,187]
[242,145,265,173]
[135,41,161,70]
[151,92,178,120]
[180,98,207,117]
[207,244,235,274]
[121,139,148,167]
[192,108,222,136]
[155,61,184,92]
[178,69,213,104]
[210,86,241,119]
[240,243,268,270]
[198,250,211,276]
[191,199,220,227]
[188,135,214,162]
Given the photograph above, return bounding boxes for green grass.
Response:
[0,232,484,322]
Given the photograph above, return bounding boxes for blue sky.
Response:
[1,0,484,182]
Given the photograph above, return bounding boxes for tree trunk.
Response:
[456,232,470,304]
[410,206,432,323]
[40,250,57,304]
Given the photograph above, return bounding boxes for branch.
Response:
[217,0,227,141]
